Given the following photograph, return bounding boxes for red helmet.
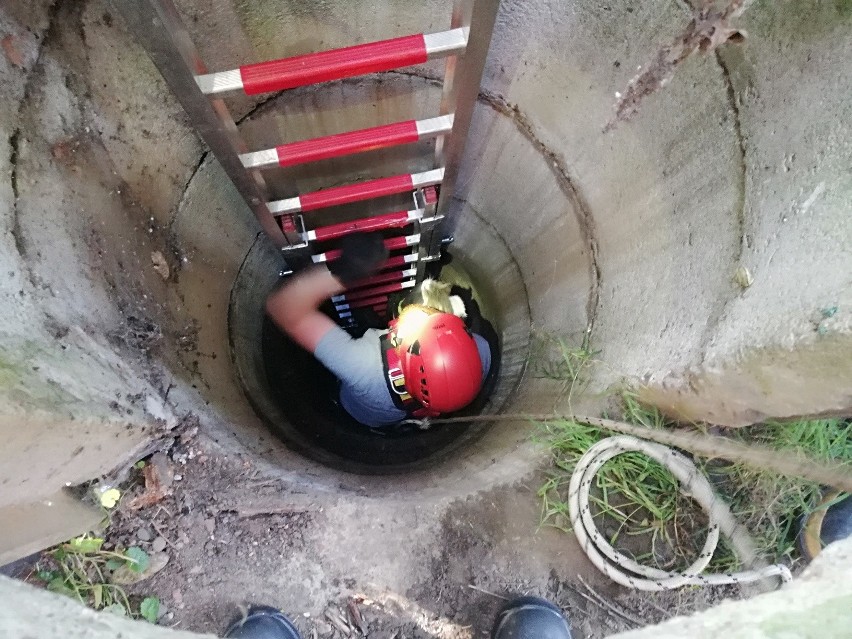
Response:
[395,309,482,413]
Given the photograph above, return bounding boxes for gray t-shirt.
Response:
[314,326,491,428]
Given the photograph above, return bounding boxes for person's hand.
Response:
[327,232,389,285]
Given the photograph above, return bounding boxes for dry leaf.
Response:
[99,487,122,509]
[111,552,170,585]
[127,462,171,510]
[2,35,24,68]
[151,251,170,280]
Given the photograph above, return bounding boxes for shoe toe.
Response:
[225,606,302,639]
[491,597,572,639]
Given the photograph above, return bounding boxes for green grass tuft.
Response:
[534,335,851,573]
[539,396,713,571]
[713,418,851,566]
[540,406,851,572]
[529,332,596,406]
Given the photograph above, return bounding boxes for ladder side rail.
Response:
[418,0,501,284]
[108,0,302,253]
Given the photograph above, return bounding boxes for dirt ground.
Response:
[95,427,744,639]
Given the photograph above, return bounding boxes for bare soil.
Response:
[99,429,743,638]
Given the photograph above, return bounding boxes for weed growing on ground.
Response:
[535,335,851,573]
[539,394,713,571]
[714,418,851,566]
[530,332,596,405]
[34,534,160,621]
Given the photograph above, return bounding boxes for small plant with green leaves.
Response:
[35,535,160,622]
[530,332,596,404]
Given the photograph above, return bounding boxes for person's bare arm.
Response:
[266,232,388,353]
[266,265,344,353]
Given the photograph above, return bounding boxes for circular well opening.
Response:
[265,257,501,472]
[229,221,529,476]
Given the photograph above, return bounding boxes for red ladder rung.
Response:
[245,34,425,94]
[306,209,421,242]
[313,234,420,263]
[335,295,389,311]
[241,115,453,170]
[271,169,443,216]
[275,121,416,168]
[382,253,420,269]
[347,268,417,291]
[334,279,415,303]
[196,29,467,96]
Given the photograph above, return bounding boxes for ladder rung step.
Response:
[335,295,389,311]
[347,268,417,291]
[241,116,454,169]
[313,234,420,263]
[271,169,443,215]
[334,280,415,303]
[196,29,468,96]
[382,252,420,269]
[306,209,422,242]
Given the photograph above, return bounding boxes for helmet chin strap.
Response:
[380,326,440,419]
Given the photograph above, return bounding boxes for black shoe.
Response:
[224,605,302,639]
[491,596,572,639]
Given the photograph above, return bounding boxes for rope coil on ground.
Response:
[568,435,793,591]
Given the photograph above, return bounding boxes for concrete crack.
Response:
[716,50,748,264]
[167,148,209,271]
[696,48,749,357]
[8,129,26,258]
[452,195,534,328]
[33,0,66,75]
[8,130,19,202]
[7,0,66,266]
[474,90,602,340]
[234,90,287,125]
[165,71,281,271]
[675,0,749,362]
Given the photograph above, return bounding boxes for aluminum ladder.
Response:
[110,0,500,326]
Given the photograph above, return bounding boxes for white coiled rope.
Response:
[568,435,793,591]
